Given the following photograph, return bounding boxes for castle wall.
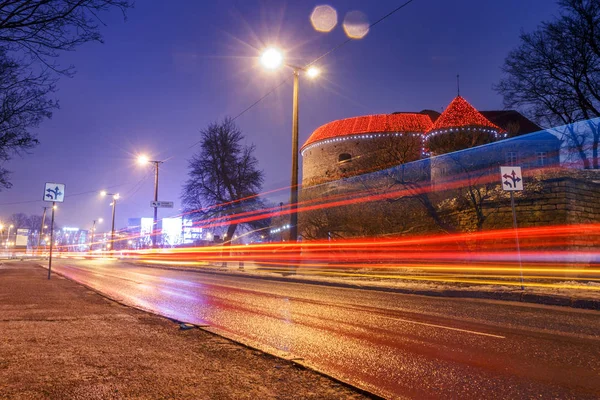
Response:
[302,133,422,187]
[299,170,600,265]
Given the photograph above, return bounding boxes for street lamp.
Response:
[6,224,14,248]
[101,191,119,250]
[138,155,164,248]
[260,47,320,243]
[90,218,103,251]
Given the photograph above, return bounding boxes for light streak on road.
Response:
[53,223,600,293]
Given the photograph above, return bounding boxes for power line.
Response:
[0,181,138,206]
[186,0,417,151]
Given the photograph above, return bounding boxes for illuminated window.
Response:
[536,151,547,166]
[505,152,518,166]
[338,153,352,163]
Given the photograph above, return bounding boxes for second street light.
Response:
[5,224,14,248]
[260,47,320,243]
[90,218,103,251]
[138,155,164,248]
[100,191,119,250]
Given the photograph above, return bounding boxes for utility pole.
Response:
[48,203,56,280]
[100,192,119,251]
[90,218,102,252]
[37,207,47,255]
[110,198,117,250]
[152,161,160,248]
[290,69,299,244]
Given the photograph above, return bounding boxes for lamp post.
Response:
[90,218,103,251]
[260,48,320,243]
[6,224,14,248]
[138,155,164,248]
[100,191,119,250]
[36,207,48,255]
[47,204,56,279]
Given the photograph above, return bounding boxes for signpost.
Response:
[43,183,65,280]
[500,167,524,290]
[151,201,174,208]
[44,183,65,203]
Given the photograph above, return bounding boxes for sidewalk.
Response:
[0,261,368,400]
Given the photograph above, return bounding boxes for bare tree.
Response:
[0,0,132,189]
[181,118,266,247]
[0,51,56,189]
[0,0,131,72]
[28,214,43,232]
[496,0,600,169]
[9,212,29,229]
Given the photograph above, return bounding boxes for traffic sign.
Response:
[500,167,523,191]
[151,201,174,208]
[43,182,66,202]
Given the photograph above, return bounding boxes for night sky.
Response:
[0,0,559,230]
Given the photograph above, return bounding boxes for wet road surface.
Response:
[49,259,600,399]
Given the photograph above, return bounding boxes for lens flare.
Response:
[343,10,369,39]
[310,5,338,33]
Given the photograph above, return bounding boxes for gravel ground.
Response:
[0,262,369,399]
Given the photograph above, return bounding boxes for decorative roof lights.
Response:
[425,96,504,138]
[301,131,425,155]
[302,113,433,151]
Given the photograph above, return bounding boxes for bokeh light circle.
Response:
[310,5,338,33]
[343,10,369,39]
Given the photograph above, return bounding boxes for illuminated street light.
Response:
[137,154,149,165]
[260,48,321,243]
[6,224,14,248]
[306,66,320,78]
[138,154,164,248]
[101,191,120,249]
[260,48,283,69]
[90,218,103,251]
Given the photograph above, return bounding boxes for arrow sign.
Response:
[43,182,66,202]
[500,166,523,191]
[151,201,174,208]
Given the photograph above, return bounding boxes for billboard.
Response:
[15,228,29,248]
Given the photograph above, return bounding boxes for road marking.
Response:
[379,315,506,339]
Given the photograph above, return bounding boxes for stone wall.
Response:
[299,169,600,249]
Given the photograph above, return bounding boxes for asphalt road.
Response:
[48,259,600,399]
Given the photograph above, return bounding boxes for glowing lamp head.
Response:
[98,218,103,223]
[260,48,283,70]
[113,194,120,200]
[306,66,320,78]
[138,155,149,165]
[100,191,107,197]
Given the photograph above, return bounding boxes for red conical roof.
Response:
[428,96,503,133]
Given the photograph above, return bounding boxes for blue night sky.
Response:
[0,0,560,230]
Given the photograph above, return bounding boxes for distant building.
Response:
[127,216,205,247]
